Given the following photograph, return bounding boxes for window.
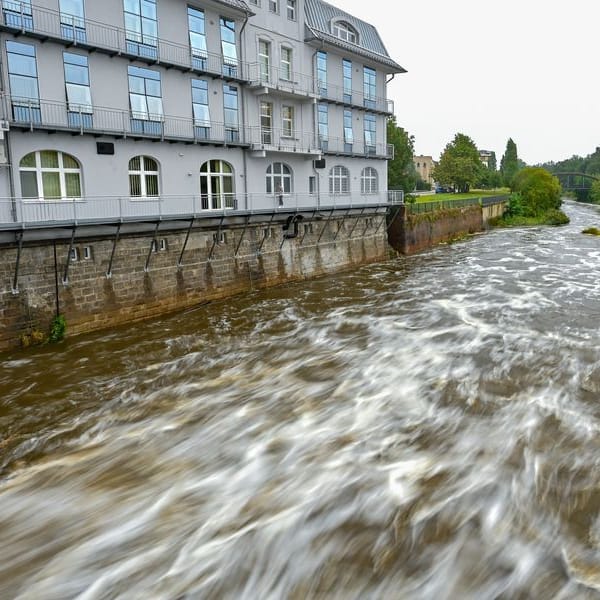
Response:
[128,66,163,135]
[200,160,235,210]
[6,41,40,124]
[309,176,316,195]
[191,79,210,139]
[332,21,358,44]
[268,0,278,13]
[63,52,92,128]
[60,0,86,42]
[129,155,159,197]
[316,51,327,94]
[123,0,158,59]
[220,18,237,77]
[343,59,352,102]
[223,85,239,142]
[188,7,207,70]
[286,0,296,20]
[329,166,350,195]
[258,39,270,83]
[280,47,292,81]
[260,101,272,145]
[266,163,292,194]
[282,105,294,137]
[19,151,82,200]
[343,108,353,152]
[83,245,93,260]
[364,113,376,154]
[317,103,328,151]
[363,66,376,109]
[361,167,378,194]
[2,0,32,29]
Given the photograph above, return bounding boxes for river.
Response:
[2,200,600,599]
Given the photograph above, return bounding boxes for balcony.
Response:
[318,83,394,115]
[0,2,248,82]
[248,126,321,156]
[0,192,393,229]
[0,96,250,146]
[246,64,319,101]
[319,136,394,160]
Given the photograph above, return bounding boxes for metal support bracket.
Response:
[208,215,225,261]
[256,211,276,255]
[316,209,335,245]
[11,231,23,295]
[299,209,317,246]
[106,223,121,279]
[373,209,387,235]
[386,205,403,232]
[332,207,352,242]
[178,217,195,268]
[62,225,77,285]
[347,207,366,239]
[235,215,250,257]
[144,222,160,272]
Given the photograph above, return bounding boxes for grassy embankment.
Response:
[413,189,510,204]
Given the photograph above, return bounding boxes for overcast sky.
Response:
[338,0,599,165]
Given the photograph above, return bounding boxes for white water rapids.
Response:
[2,200,600,598]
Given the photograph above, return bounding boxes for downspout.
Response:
[239,11,250,209]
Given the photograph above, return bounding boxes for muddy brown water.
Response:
[2,201,600,599]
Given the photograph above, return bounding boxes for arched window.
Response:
[329,165,350,195]
[19,150,82,200]
[129,156,159,197]
[361,167,378,194]
[200,160,235,210]
[332,21,358,44]
[266,162,292,194]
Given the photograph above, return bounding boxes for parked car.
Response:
[435,185,454,194]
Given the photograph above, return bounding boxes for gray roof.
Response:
[304,0,406,73]
[211,0,254,14]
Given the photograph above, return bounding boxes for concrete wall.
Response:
[0,214,389,351]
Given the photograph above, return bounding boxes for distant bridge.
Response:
[554,172,599,191]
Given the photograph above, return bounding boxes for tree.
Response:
[387,116,417,192]
[432,133,483,193]
[589,179,600,204]
[511,167,561,216]
[500,138,520,187]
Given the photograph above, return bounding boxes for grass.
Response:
[414,189,510,203]
[582,227,600,236]
[490,209,570,227]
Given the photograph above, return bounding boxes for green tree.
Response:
[432,133,483,193]
[511,167,561,216]
[589,179,600,204]
[387,116,417,192]
[500,138,520,187]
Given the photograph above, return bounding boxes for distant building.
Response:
[479,150,494,169]
[413,155,435,186]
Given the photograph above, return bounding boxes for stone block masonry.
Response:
[0,215,388,352]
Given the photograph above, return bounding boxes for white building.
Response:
[0,0,405,228]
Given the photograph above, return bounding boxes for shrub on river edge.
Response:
[491,167,569,227]
[582,227,600,236]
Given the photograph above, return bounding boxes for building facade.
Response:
[0,0,405,227]
[413,155,435,187]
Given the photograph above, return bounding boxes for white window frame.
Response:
[286,0,296,20]
[129,155,159,198]
[280,46,292,81]
[281,105,294,138]
[361,167,378,194]
[266,162,293,195]
[329,165,350,195]
[19,150,82,201]
[332,21,358,44]
[268,0,278,13]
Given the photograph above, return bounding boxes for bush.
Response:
[511,167,561,216]
[48,315,66,343]
[545,209,570,225]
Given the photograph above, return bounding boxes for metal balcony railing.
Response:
[0,95,249,145]
[0,192,393,228]
[0,2,249,81]
[246,63,319,98]
[318,83,394,115]
[319,136,394,160]
[247,126,320,154]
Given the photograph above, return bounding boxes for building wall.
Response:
[0,214,389,351]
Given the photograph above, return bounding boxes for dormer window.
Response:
[332,21,358,44]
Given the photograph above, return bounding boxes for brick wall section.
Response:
[0,216,388,351]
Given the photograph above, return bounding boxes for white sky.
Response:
[337,0,599,165]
